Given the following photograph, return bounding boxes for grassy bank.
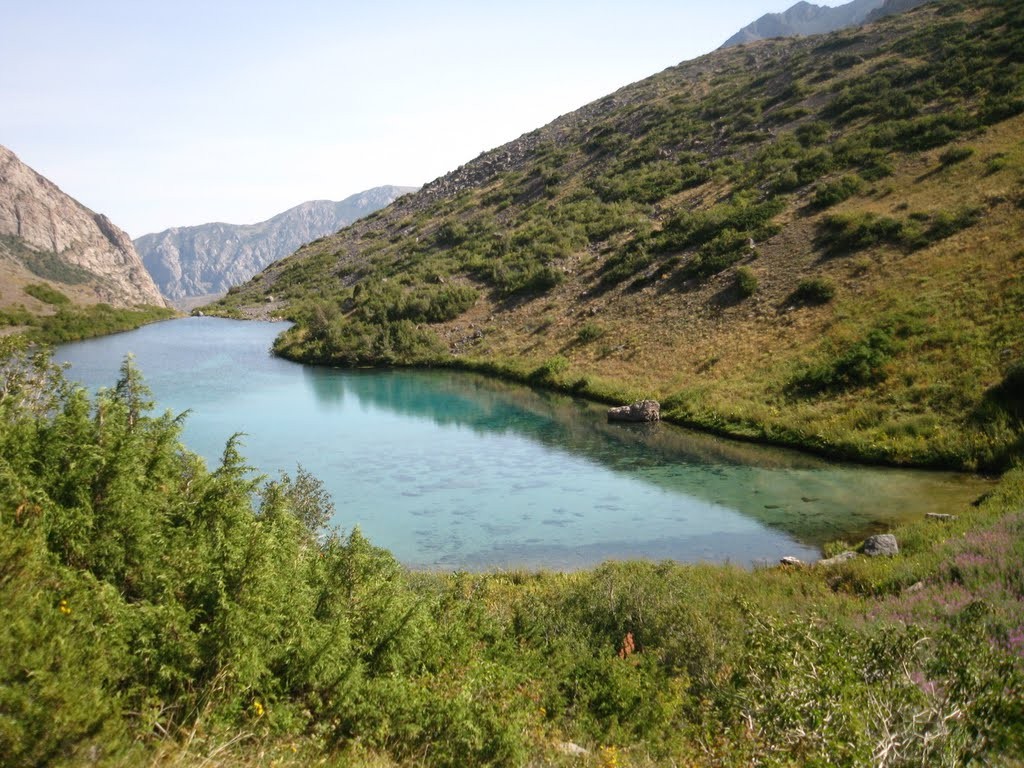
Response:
[0,283,177,343]
[2,341,1021,767]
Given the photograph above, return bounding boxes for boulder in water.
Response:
[607,400,660,423]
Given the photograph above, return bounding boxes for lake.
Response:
[55,317,989,570]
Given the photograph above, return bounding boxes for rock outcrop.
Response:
[135,187,417,303]
[721,0,911,48]
[0,144,166,307]
[607,400,661,423]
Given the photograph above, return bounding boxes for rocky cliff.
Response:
[0,145,166,308]
[721,0,886,47]
[135,186,417,302]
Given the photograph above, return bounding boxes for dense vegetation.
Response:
[0,297,176,344]
[212,0,1024,471]
[2,339,1022,766]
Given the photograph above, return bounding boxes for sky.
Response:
[2,0,854,237]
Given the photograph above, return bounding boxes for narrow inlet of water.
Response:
[55,317,990,570]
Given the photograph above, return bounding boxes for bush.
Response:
[576,322,606,344]
[789,328,896,395]
[817,213,905,256]
[434,221,469,247]
[490,261,564,297]
[529,355,569,385]
[987,360,1024,421]
[811,176,865,209]
[655,198,784,256]
[23,283,71,305]
[790,277,836,305]
[735,266,758,298]
[939,146,975,167]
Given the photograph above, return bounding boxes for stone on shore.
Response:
[607,400,660,423]
[816,550,858,567]
[862,534,899,557]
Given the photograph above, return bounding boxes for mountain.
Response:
[866,0,934,22]
[135,186,417,303]
[212,0,1024,471]
[0,145,166,311]
[720,0,930,48]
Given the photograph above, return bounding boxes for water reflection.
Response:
[56,317,990,570]
[302,365,988,549]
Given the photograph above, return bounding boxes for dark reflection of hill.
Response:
[302,367,988,548]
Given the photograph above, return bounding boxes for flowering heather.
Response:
[1007,626,1024,659]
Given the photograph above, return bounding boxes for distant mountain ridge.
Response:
[0,144,165,309]
[135,186,417,302]
[720,0,931,47]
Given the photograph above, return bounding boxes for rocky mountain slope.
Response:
[720,0,930,48]
[135,186,416,303]
[0,145,166,312]
[213,0,1024,471]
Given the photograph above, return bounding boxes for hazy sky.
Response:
[2,1,853,237]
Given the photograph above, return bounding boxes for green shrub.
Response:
[576,322,606,344]
[529,355,569,384]
[901,207,984,250]
[790,278,836,305]
[816,213,905,256]
[811,176,865,209]
[680,229,752,280]
[984,153,1008,175]
[789,328,896,395]
[434,221,469,247]
[655,198,783,256]
[735,266,758,298]
[490,261,564,297]
[23,283,71,305]
[796,121,830,147]
[939,146,975,166]
[987,360,1024,421]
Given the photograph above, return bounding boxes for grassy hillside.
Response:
[2,339,1023,767]
[212,0,1024,471]
[0,236,176,342]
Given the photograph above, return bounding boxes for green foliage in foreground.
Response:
[1,341,1022,767]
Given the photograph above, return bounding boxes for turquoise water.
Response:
[55,317,989,570]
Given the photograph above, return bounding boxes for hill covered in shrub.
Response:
[213,0,1024,471]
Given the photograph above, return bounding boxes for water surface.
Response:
[56,317,989,569]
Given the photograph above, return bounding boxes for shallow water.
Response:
[56,317,990,570]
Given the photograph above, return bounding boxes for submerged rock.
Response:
[607,399,660,423]
[863,534,899,557]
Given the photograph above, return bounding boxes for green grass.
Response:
[1,302,177,343]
